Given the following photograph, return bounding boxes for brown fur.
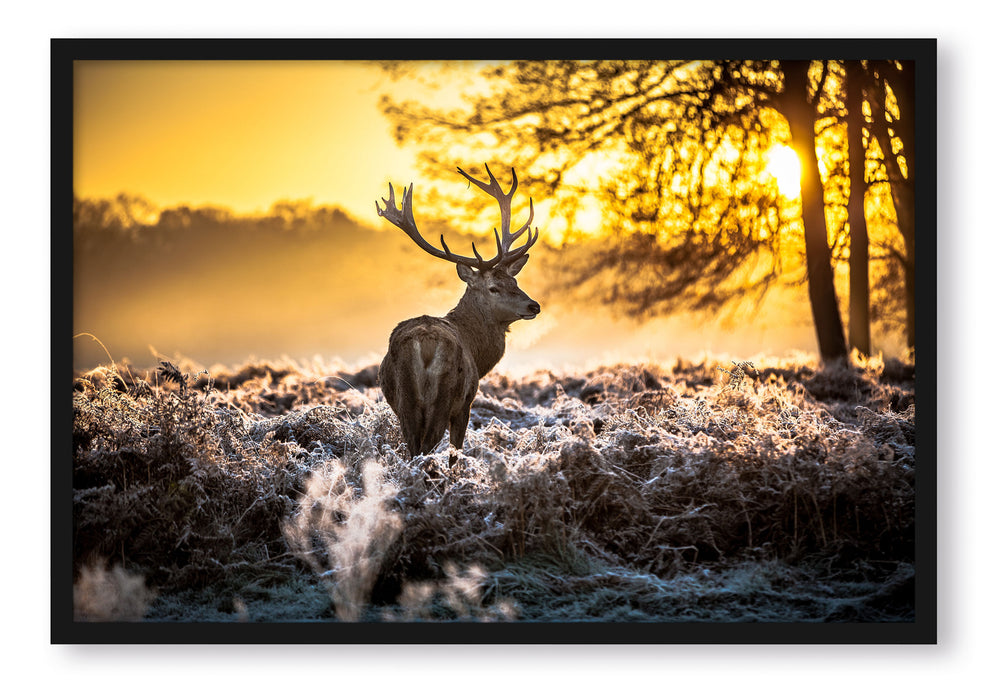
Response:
[380,258,539,459]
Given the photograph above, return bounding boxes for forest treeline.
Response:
[72,194,557,370]
[72,193,533,277]
[74,194,381,267]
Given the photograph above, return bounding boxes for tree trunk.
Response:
[885,61,916,350]
[845,61,871,356]
[778,61,848,362]
[870,60,916,350]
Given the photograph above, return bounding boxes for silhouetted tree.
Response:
[73,193,154,249]
[380,59,913,361]
[775,61,848,361]
[866,60,916,350]
[845,61,871,355]
[381,61,792,317]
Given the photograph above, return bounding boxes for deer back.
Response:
[379,316,479,450]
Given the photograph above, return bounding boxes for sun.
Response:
[766,144,802,199]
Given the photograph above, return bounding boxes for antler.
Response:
[456,164,538,268]
[376,182,490,268]
[376,164,539,271]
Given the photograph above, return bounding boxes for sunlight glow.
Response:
[766,144,802,200]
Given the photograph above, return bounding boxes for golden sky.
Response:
[71,59,873,372]
[74,61,433,221]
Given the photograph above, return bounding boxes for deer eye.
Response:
[488,286,498,293]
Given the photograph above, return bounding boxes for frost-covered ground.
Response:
[71,353,915,625]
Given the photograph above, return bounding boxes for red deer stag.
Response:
[376,164,541,462]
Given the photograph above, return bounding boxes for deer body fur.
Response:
[379,317,476,457]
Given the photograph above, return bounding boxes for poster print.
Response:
[53,39,935,643]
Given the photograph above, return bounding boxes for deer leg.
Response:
[395,399,425,456]
[418,410,448,457]
[447,403,472,466]
[402,423,423,457]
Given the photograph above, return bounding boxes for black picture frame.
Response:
[52,37,936,644]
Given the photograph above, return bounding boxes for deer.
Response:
[376,164,541,464]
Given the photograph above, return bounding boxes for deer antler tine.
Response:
[518,196,535,233]
[458,165,492,193]
[483,163,501,193]
[377,182,392,216]
[503,224,539,264]
[507,167,518,198]
[471,242,485,265]
[403,184,415,221]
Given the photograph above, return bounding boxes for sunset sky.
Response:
[71,59,877,372]
[74,61,433,221]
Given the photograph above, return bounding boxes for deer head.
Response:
[376,163,541,327]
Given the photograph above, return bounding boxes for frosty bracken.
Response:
[377,164,541,463]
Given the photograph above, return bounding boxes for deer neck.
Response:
[445,295,508,378]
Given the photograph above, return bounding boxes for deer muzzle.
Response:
[521,301,541,320]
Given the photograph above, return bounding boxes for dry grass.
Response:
[73,559,155,621]
[70,352,915,622]
[282,459,402,621]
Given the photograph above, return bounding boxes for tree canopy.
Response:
[380,58,916,356]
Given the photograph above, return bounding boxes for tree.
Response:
[844,60,871,355]
[775,61,848,361]
[381,61,792,317]
[866,60,916,350]
[380,59,908,361]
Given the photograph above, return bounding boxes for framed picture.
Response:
[53,38,935,643]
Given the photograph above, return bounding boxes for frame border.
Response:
[52,37,937,644]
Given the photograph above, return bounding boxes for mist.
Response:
[72,195,899,374]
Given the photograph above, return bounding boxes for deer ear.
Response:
[456,263,479,284]
[503,254,529,277]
